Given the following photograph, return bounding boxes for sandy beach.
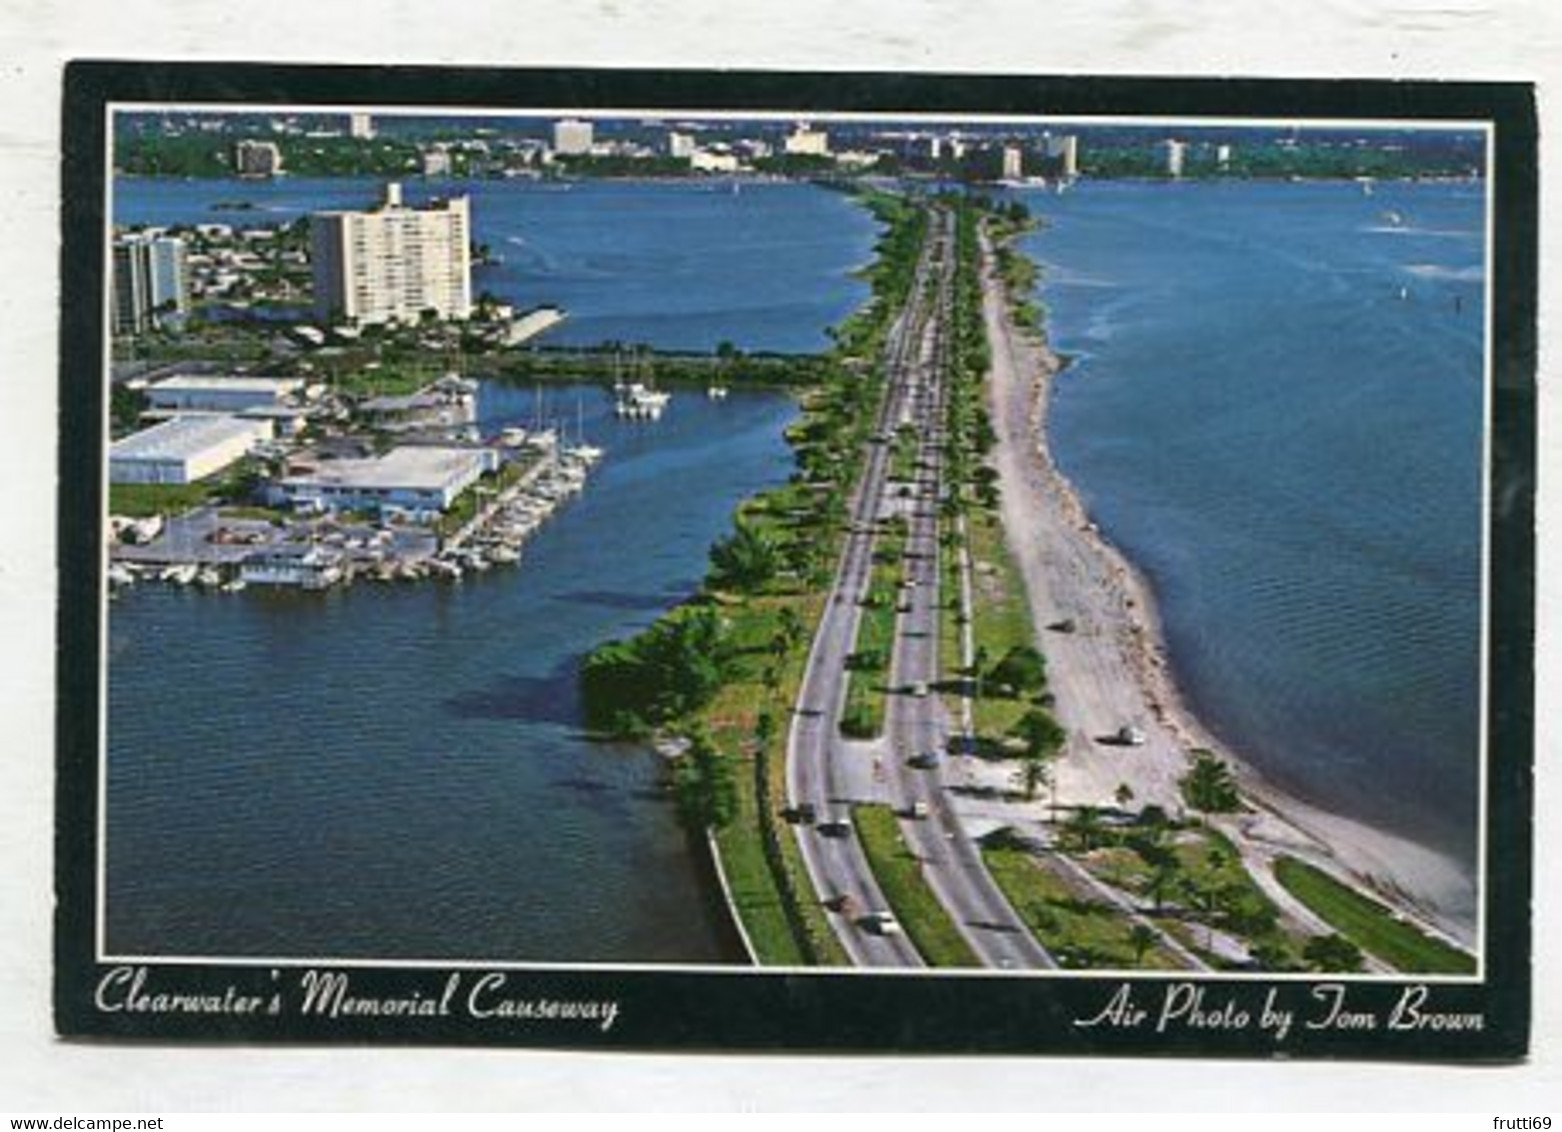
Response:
[977,228,1478,952]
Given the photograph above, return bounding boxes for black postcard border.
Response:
[56,61,1537,1060]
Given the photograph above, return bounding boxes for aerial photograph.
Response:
[101,107,1486,977]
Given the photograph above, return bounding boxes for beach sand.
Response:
[977,228,1478,951]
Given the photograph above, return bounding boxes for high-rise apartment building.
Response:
[310,183,472,326]
[1045,133,1080,178]
[783,123,830,156]
[553,118,594,156]
[112,232,188,336]
[348,113,376,140]
[1163,138,1187,179]
[1001,144,1025,181]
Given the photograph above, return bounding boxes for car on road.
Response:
[908,751,940,770]
[908,681,929,698]
[860,911,902,936]
[907,800,930,819]
[1115,725,1148,747]
[817,817,854,838]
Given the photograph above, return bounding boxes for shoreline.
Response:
[977,226,1478,951]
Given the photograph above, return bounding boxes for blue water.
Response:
[1019,180,1484,877]
[112,176,877,353]
[106,385,798,961]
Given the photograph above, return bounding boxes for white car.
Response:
[862,911,902,936]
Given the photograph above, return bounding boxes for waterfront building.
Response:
[421,147,452,177]
[110,415,274,486]
[553,118,594,156]
[666,131,697,159]
[1001,144,1025,181]
[783,122,830,157]
[348,113,375,140]
[1045,133,1080,178]
[274,445,498,517]
[1163,138,1187,179]
[234,139,284,178]
[240,545,344,590]
[1216,143,1234,170]
[146,375,305,414]
[111,232,189,336]
[690,148,740,173]
[310,182,473,325]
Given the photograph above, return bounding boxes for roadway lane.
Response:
[880,223,1057,971]
[785,209,950,967]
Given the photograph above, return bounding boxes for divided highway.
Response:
[785,205,1054,970]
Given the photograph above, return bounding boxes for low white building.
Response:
[690,149,741,174]
[275,445,498,516]
[110,415,274,485]
[147,375,305,413]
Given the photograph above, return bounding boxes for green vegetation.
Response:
[839,517,906,739]
[708,520,783,593]
[1274,856,1476,974]
[937,197,1064,753]
[116,132,424,178]
[108,481,222,519]
[108,455,271,519]
[1066,816,1312,971]
[1079,141,1481,182]
[1178,750,1243,815]
[673,727,740,830]
[983,838,1184,970]
[852,804,979,967]
[572,187,930,966]
[580,605,734,734]
[110,385,150,438]
[493,347,832,390]
[433,457,538,541]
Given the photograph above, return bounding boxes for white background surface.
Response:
[1,0,1557,1111]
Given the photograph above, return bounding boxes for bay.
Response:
[111,175,878,353]
[1020,179,1484,888]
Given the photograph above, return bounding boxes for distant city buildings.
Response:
[421,147,452,177]
[666,131,697,160]
[553,118,594,156]
[1216,143,1234,170]
[1045,133,1080,178]
[310,182,473,326]
[1163,138,1187,179]
[348,113,375,140]
[690,148,741,173]
[1001,144,1025,181]
[783,122,830,157]
[111,232,189,336]
[233,139,284,178]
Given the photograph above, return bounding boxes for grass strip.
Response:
[1274,856,1476,975]
[984,845,1185,970]
[852,803,979,968]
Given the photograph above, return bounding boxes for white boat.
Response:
[706,385,730,400]
[614,381,671,420]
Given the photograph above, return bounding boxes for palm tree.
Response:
[1063,804,1105,853]
[971,643,990,703]
[1178,750,1241,817]
[1014,754,1051,802]
[1147,859,1181,913]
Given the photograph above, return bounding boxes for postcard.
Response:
[55,62,1536,1058]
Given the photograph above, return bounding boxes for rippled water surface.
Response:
[1021,180,1484,884]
